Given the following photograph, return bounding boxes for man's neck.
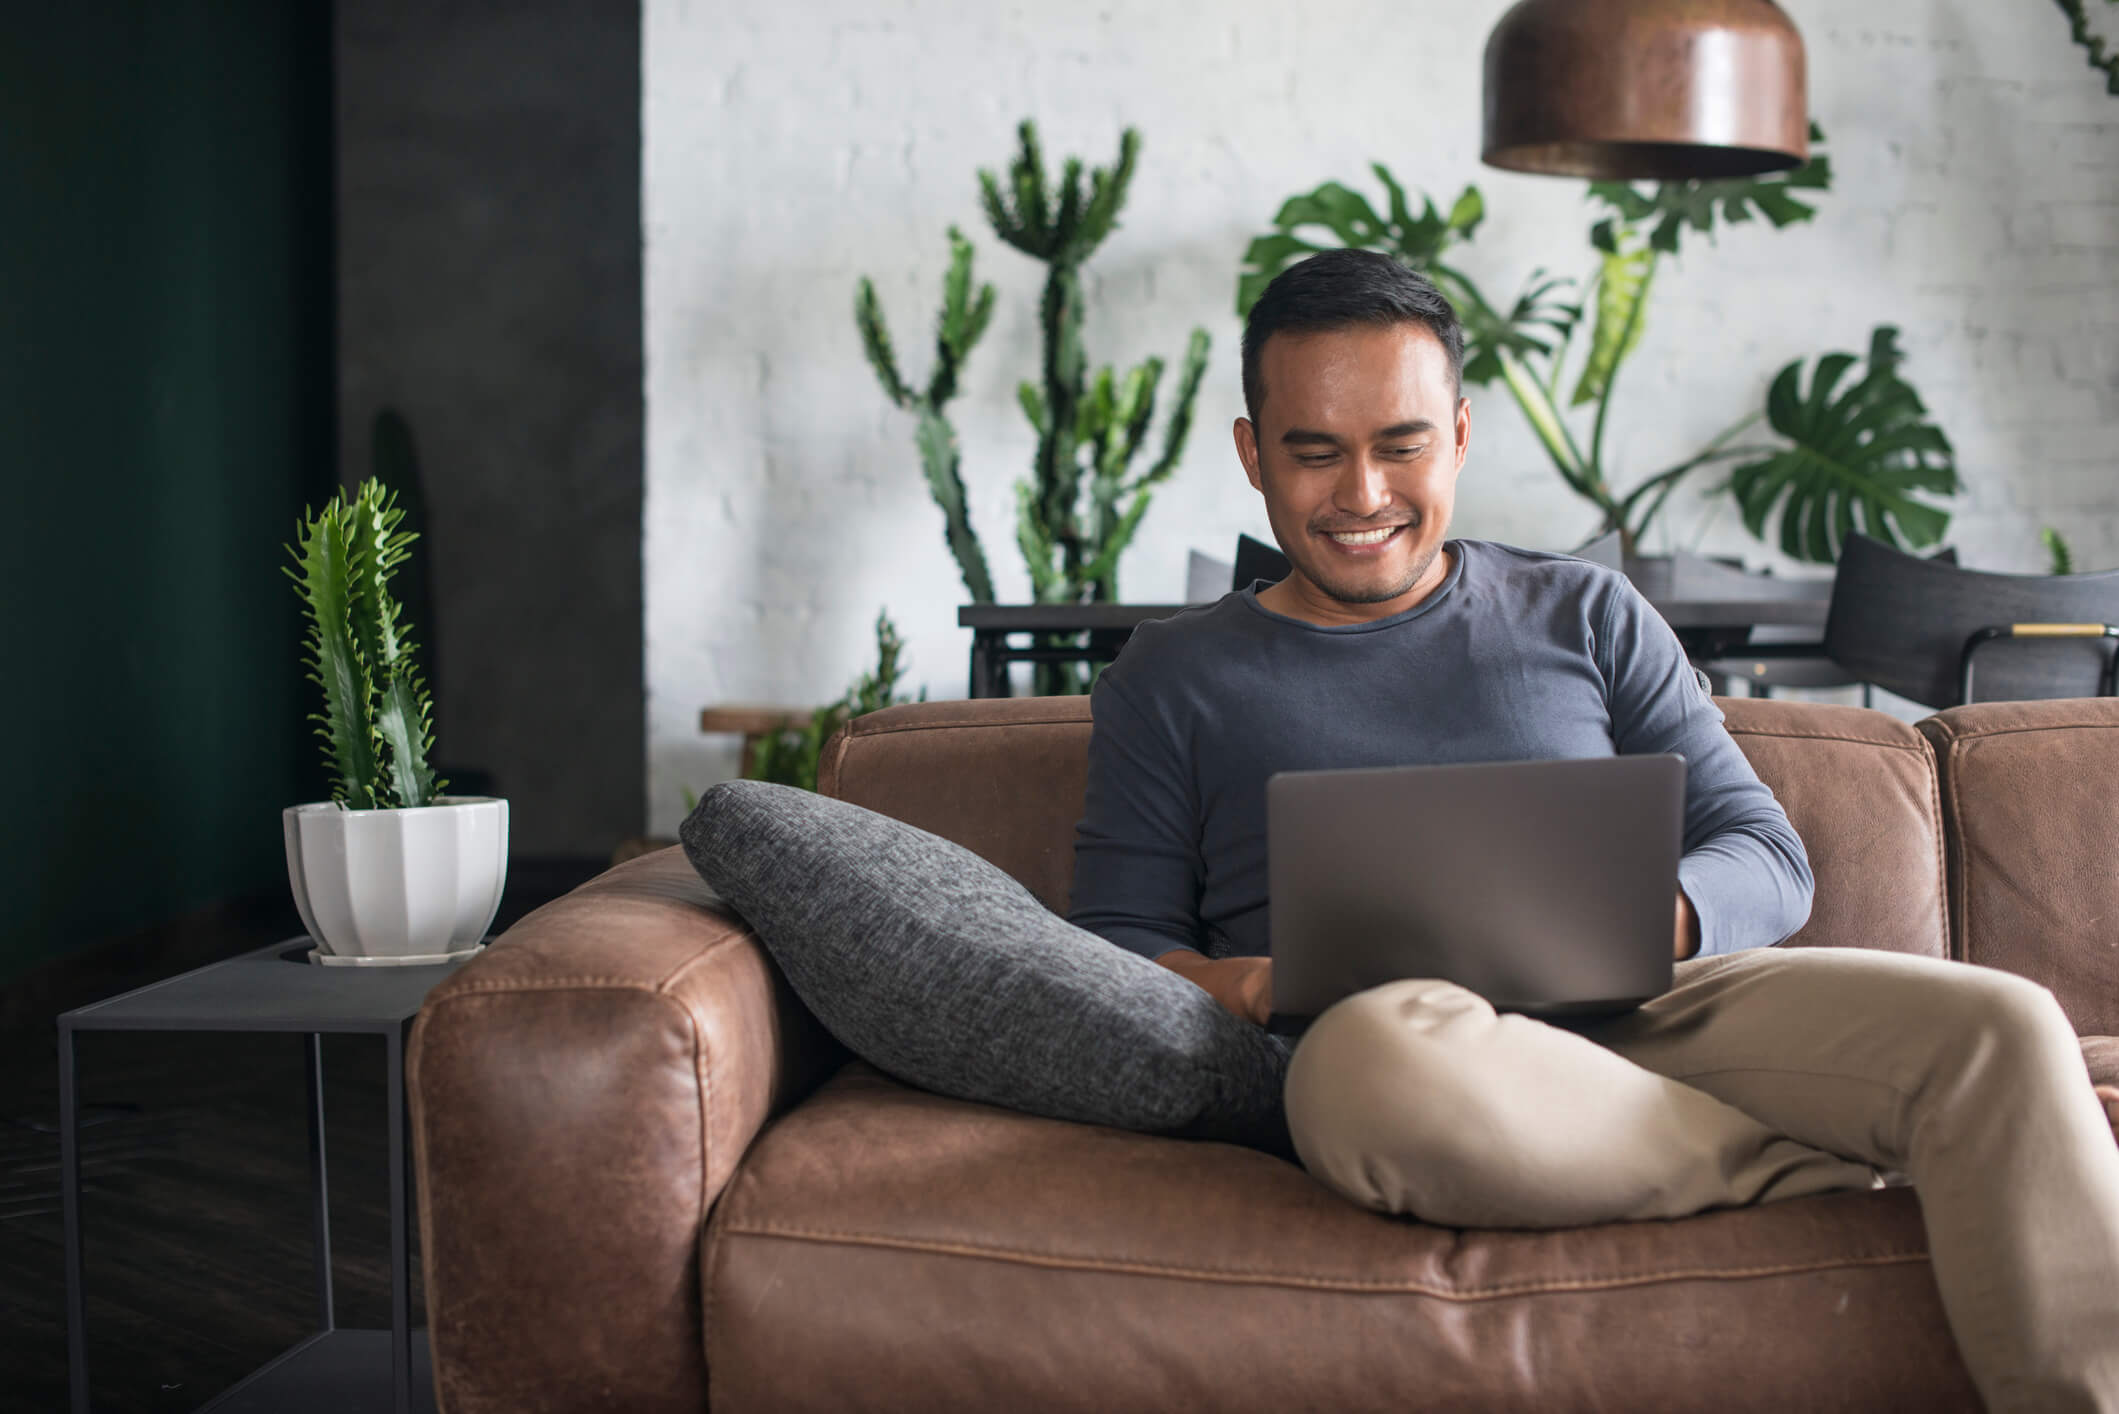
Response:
[1255,546,1456,627]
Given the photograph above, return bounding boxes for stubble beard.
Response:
[1307,528,1444,606]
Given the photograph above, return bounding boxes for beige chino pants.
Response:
[1284,947,2119,1414]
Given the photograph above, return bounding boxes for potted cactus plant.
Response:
[855,120,1210,693]
[281,478,506,965]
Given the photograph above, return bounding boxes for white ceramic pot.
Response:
[283,797,509,963]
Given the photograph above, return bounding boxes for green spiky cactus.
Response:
[285,479,445,808]
[981,121,1211,690]
[856,227,999,603]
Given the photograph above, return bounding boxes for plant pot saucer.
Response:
[307,942,486,967]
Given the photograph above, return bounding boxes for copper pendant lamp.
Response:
[1482,0,1808,181]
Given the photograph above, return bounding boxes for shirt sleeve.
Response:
[1066,662,1205,961]
[1597,580,1814,956]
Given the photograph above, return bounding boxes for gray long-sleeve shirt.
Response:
[1066,540,1813,963]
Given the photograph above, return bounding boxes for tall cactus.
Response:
[981,121,1211,690]
[855,227,999,603]
[981,122,1210,607]
[854,123,1209,695]
[285,478,444,809]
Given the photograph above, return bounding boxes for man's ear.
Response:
[1235,417,1263,493]
[1453,395,1472,469]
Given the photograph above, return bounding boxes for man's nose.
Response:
[1334,454,1394,518]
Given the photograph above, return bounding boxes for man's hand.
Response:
[1156,949,1273,1027]
[1674,890,1702,960]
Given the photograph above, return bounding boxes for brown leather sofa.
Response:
[409,695,2119,1413]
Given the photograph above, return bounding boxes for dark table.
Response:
[60,939,478,1413]
[959,559,1834,698]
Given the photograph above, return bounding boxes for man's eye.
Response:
[1387,445,1424,457]
[1297,454,1337,466]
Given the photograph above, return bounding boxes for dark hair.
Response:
[1240,249,1465,423]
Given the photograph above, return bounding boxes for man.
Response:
[1065,250,2119,1412]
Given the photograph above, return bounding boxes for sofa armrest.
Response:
[408,846,843,1414]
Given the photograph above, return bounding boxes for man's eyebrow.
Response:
[1278,420,1436,447]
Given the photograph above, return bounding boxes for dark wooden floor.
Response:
[2,861,603,1414]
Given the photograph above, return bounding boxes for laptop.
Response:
[1266,754,1686,1033]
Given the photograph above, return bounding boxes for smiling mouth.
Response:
[1321,524,1408,547]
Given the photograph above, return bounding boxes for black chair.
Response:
[1823,533,2119,709]
[1702,547,1956,703]
[1232,532,1291,590]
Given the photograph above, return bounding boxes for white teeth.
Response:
[1327,526,1399,545]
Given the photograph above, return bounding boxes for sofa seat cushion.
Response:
[704,1065,1978,1413]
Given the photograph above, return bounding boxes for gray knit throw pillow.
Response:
[678,779,1289,1145]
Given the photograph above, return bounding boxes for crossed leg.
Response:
[1284,947,2119,1414]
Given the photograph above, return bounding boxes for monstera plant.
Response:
[1727,327,1960,562]
[1238,127,1962,564]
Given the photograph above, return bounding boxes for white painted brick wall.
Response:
[644,0,2119,833]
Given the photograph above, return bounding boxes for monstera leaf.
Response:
[1724,326,1959,564]
[1235,169,1483,315]
[1236,166,1578,388]
[1587,124,1832,255]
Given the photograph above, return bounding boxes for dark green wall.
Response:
[1,3,333,982]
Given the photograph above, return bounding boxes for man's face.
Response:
[1234,323,1471,624]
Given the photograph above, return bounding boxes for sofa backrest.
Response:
[820,697,1094,914]
[1920,697,2119,1034]
[1718,698,1948,957]
[819,695,1950,959]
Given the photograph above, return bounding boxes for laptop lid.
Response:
[1268,754,1686,1021]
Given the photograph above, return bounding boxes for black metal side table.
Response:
[59,938,479,1413]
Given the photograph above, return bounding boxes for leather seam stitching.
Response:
[659,930,750,992]
[713,1224,1930,1298]
[1725,727,1926,751]
[703,1187,728,1393]
[1948,739,1974,965]
[422,976,720,998]
[1925,738,1953,961]
[688,999,712,1246]
[1925,720,2119,744]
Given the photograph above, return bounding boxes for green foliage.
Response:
[284,479,445,809]
[1724,328,1960,563]
[982,121,1210,691]
[1573,233,1654,407]
[1234,126,1960,563]
[856,227,999,603]
[856,122,1206,676]
[1585,125,1832,255]
[2044,527,2076,575]
[744,610,925,794]
[1236,169,1578,388]
[2055,0,2119,93]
